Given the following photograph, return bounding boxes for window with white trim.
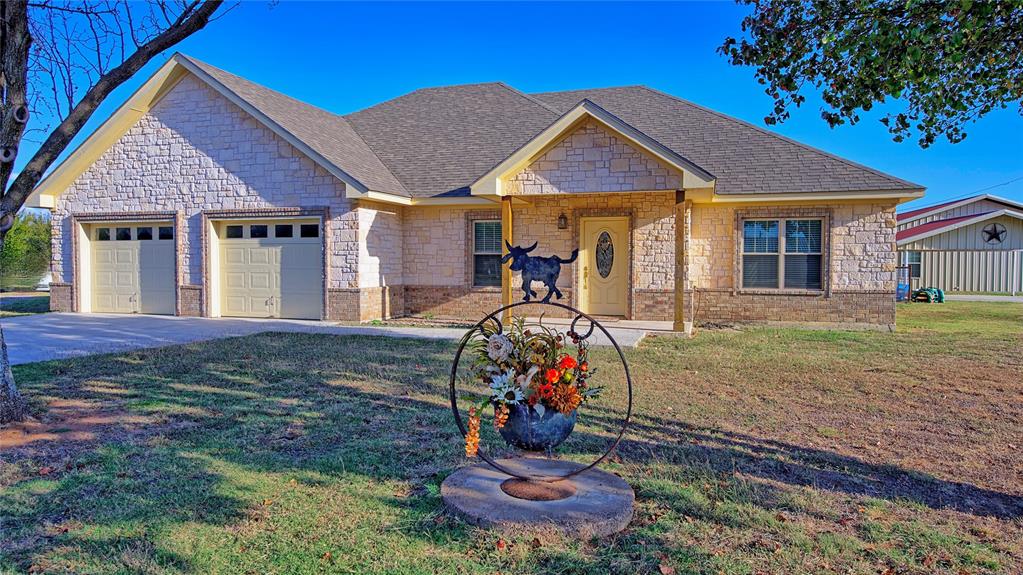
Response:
[907,251,921,279]
[742,218,823,290]
[472,220,502,287]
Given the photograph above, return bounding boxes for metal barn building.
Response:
[897,194,1023,295]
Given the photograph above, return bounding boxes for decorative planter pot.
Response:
[498,403,577,451]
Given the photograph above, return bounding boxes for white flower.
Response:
[490,370,524,403]
[486,334,513,362]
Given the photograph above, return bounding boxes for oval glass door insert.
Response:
[595,231,614,278]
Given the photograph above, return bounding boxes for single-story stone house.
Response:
[29,54,925,331]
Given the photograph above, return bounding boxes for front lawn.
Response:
[1,302,1021,574]
[0,294,50,317]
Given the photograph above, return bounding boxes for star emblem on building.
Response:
[982,223,1007,244]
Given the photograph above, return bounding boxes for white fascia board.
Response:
[350,189,501,207]
[469,100,715,196]
[896,209,1023,246]
[706,189,926,204]
[29,58,183,206]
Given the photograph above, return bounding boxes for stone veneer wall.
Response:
[687,202,899,326]
[401,193,676,321]
[51,74,363,320]
[402,205,503,321]
[505,120,683,195]
[512,193,676,319]
[358,200,404,319]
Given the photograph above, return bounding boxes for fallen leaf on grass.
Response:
[658,563,675,575]
[495,539,506,551]
[262,499,273,506]
[38,466,54,476]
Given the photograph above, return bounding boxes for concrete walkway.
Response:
[1,312,652,365]
[944,294,1023,303]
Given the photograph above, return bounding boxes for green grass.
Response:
[1,301,1020,574]
[0,294,50,317]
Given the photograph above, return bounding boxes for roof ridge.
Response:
[636,85,924,191]
[495,82,562,116]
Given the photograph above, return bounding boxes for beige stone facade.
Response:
[46,70,901,329]
[506,120,683,195]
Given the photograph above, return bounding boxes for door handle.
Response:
[583,266,589,289]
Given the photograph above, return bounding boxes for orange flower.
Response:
[558,355,578,370]
[545,368,561,383]
[465,407,480,457]
[538,383,555,399]
[580,361,588,372]
[493,403,509,429]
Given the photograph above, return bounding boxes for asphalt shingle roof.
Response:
[344,83,559,197]
[180,56,922,198]
[182,56,408,196]
[531,86,922,195]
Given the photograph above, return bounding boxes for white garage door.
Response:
[218,221,323,319]
[92,224,176,314]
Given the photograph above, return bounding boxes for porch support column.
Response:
[673,190,693,335]
[501,196,513,323]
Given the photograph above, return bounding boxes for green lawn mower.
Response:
[911,287,945,303]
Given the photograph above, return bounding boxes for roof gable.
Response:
[29,54,407,207]
[472,99,714,196]
[896,208,1023,245]
[897,194,1023,225]
[181,56,407,197]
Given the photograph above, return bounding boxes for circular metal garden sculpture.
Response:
[441,296,636,536]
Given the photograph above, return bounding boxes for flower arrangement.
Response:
[462,317,601,457]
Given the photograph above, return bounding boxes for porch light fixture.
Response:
[557,213,568,229]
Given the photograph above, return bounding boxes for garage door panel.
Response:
[249,272,272,290]
[219,224,321,320]
[225,248,246,264]
[249,248,271,265]
[225,272,246,288]
[95,271,114,288]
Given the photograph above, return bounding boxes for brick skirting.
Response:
[404,285,502,321]
[691,289,895,326]
[327,288,360,321]
[49,283,73,312]
[179,285,202,317]
[633,289,674,321]
[359,286,405,321]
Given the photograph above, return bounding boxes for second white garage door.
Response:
[218,220,323,319]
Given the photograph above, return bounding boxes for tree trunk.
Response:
[0,232,28,424]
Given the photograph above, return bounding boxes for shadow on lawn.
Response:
[2,332,1019,572]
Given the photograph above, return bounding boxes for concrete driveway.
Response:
[1,313,651,365]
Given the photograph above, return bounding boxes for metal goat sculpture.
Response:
[501,241,579,303]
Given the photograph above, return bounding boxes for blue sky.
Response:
[23,1,1023,210]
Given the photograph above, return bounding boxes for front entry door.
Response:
[579,217,629,316]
